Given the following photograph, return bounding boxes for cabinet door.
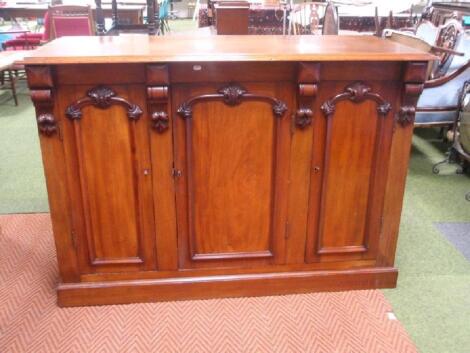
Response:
[173,83,293,269]
[306,81,396,263]
[60,85,157,273]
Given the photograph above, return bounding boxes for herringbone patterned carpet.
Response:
[0,214,417,353]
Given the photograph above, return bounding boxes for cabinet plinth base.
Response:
[57,267,398,307]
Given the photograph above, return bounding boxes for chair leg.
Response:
[432,157,449,174]
[432,147,458,174]
[438,127,445,140]
[8,70,18,106]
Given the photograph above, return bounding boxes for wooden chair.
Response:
[98,0,159,35]
[0,69,19,106]
[48,5,94,40]
[322,0,338,35]
[0,51,27,106]
[288,2,327,35]
[415,33,469,131]
[384,19,464,80]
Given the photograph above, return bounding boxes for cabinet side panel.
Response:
[37,108,80,282]
[27,65,80,283]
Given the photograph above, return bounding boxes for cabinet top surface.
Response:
[22,34,434,65]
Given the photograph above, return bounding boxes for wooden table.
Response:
[0,4,144,25]
[22,35,433,307]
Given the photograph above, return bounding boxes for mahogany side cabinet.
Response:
[23,35,433,306]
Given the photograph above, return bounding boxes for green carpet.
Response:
[383,129,470,353]
[0,83,48,213]
[1,84,469,353]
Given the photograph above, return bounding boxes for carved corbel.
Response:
[31,90,57,136]
[397,62,427,127]
[147,65,170,133]
[397,84,424,126]
[26,66,57,137]
[296,63,320,129]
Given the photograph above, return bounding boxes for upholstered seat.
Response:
[416,32,470,127]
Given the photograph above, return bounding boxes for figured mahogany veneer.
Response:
[24,36,432,306]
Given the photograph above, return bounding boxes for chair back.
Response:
[48,5,94,40]
[415,20,439,45]
[449,31,470,72]
[322,1,338,35]
[434,19,464,77]
[288,2,326,35]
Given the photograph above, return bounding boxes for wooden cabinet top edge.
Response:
[21,35,435,66]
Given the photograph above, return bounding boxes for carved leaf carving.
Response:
[218,85,247,106]
[65,86,143,121]
[321,81,391,118]
[37,113,57,136]
[397,106,416,126]
[177,103,193,119]
[151,111,170,133]
[345,81,372,103]
[177,84,288,119]
[273,101,288,118]
[295,108,313,129]
[88,86,116,108]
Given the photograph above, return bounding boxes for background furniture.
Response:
[207,0,287,35]
[423,1,470,26]
[48,5,94,39]
[288,1,325,35]
[96,0,158,34]
[432,80,470,202]
[0,50,27,106]
[23,35,431,306]
[1,29,42,50]
[0,3,144,27]
[198,2,415,35]
[214,1,249,34]
[415,31,470,129]
[459,82,470,201]
[385,18,469,130]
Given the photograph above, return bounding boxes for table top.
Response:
[21,34,434,65]
[0,50,28,70]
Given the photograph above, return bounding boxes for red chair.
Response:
[48,5,94,40]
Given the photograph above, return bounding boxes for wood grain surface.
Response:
[21,35,434,65]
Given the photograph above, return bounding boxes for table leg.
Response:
[95,0,106,34]
[8,70,18,106]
